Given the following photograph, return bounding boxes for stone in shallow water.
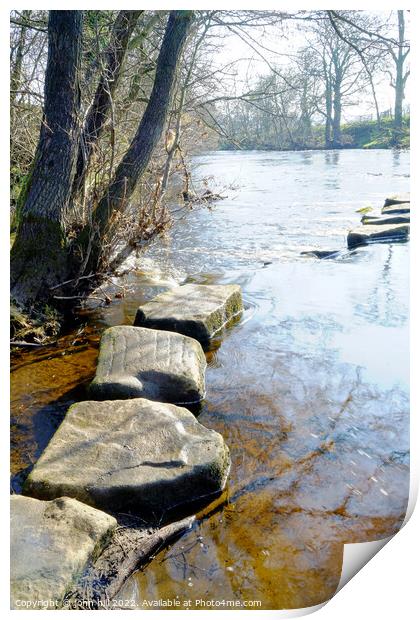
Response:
[23,398,230,519]
[347,223,409,249]
[382,202,410,215]
[134,283,243,346]
[10,495,116,609]
[300,249,341,259]
[89,325,206,405]
[384,192,410,206]
[361,213,410,226]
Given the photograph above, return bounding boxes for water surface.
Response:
[11,149,409,609]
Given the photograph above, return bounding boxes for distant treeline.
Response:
[218,115,410,152]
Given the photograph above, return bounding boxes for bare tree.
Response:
[327,10,410,140]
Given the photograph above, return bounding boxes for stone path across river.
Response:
[13,283,243,609]
[347,193,410,249]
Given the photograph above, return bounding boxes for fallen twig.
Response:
[49,272,98,291]
[52,295,106,303]
[10,340,44,348]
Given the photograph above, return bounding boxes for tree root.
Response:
[63,514,195,609]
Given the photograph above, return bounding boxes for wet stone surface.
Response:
[134,283,243,347]
[384,192,410,206]
[347,223,409,248]
[23,398,231,520]
[382,202,410,215]
[89,325,206,405]
[10,495,116,609]
[361,214,410,226]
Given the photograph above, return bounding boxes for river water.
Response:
[11,149,409,609]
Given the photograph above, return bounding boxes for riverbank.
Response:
[218,116,410,151]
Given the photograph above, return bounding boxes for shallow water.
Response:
[11,149,409,609]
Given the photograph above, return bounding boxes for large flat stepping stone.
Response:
[382,202,410,215]
[10,495,116,609]
[134,283,243,346]
[23,398,231,519]
[361,213,410,226]
[384,192,410,206]
[347,223,409,249]
[89,325,206,405]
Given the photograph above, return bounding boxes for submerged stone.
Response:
[89,325,206,405]
[300,249,341,259]
[381,202,410,215]
[23,398,230,519]
[361,213,410,226]
[347,223,409,249]
[134,283,243,346]
[10,495,116,609]
[384,192,410,206]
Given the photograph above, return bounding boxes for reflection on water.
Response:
[11,149,409,609]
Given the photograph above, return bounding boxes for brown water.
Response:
[11,149,409,609]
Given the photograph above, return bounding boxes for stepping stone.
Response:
[384,192,410,206]
[382,202,410,215]
[361,214,410,226]
[89,325,206,405]
[347,223,409,249]
[10,495,116,609]
[134,283,243,346]
[23,398,231,519]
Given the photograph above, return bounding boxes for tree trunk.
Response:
[332,81,342,147]
[393,11,405,133]
[72,10,142,198]
[299,81,312,146]
[394,61,403,131]
[80,10,193,274]
[10,11,83,307]
[325,81,333,149]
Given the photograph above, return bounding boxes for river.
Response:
[11,149,410,609]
